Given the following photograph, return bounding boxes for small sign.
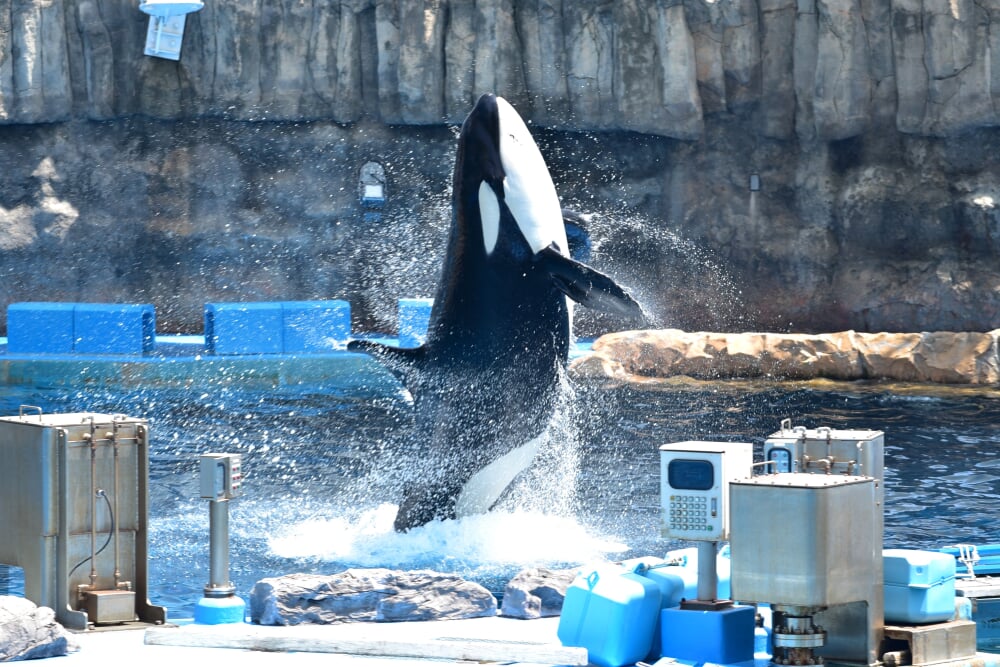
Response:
[144,15,187,61]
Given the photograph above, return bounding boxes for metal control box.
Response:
[659,441,753,541]
[0,409,165,629]
[764,419,884,487]
[729,472,884,665]
[729,473,878,607]
[199,453,242,500]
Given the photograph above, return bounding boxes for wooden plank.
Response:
[884,621,976,666]
[145,623,589,665]
[956,576,1000,598]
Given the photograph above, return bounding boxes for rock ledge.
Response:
[571,330,1000,385]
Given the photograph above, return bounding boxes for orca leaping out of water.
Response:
[348,93,644,531]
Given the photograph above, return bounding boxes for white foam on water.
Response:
[267,504,628,570]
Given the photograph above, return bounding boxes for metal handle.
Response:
[19,405,43,420]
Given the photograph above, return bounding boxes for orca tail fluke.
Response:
[537,244,647,321]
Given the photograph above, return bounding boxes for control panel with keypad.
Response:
[659,441,753,541]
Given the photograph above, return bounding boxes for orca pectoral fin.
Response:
[562,209,593,263]
[537,244,647,320]
[347,339,424,385]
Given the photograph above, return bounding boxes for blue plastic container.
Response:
[557,566,662,667]
[398,298,433,348]
[660,604,756,663]
[282,300,350,353]
[632,547,732,601]
[205,302,284,355]
[6,302,76,354]
[884,548,956,624]
[622,556,688,660]
[625,556,689,609]
[74,303,156,355]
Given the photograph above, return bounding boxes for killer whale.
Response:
[349,93,643,531]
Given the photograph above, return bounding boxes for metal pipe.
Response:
[86,419,97,590]
[111,421,121,589]
[696,541,718,601]
[206,499,235,597]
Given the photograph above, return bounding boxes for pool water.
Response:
[1,378,999,627]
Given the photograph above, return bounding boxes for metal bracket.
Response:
[954,544,980,579]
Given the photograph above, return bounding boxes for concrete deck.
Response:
[50,616,583,667]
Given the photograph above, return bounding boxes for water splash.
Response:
[267,505,627,571]
[341,164,749,335]
[560,204,753,334]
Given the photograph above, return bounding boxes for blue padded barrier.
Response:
[6,302,155,355]
[204,302,284,355]
[74,303,156,355]
[398,298,433,348]
[6,303,76,354]
[282,300,350,353]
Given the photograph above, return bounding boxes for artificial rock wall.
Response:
[6,0,1000,140]
[2,0,1000,335]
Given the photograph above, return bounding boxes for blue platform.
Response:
[0,299,594,390]
[660,605,756,664]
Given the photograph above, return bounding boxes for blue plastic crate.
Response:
[205,303,283,355]
[6,302,76,354]
[282,301,350,353]
[74,303,156,355]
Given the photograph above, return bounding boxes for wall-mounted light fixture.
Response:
[139,1,205,61]
[749,173,761,192]
[359,162,387,209]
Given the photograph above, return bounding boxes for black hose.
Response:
[68,489,115,581]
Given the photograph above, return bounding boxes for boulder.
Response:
[249,569,497,625]
[500,567,577,619]
[0,596,77,661]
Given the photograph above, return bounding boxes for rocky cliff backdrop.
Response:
[1,0,999,335]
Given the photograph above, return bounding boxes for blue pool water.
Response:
[1,377,999,630]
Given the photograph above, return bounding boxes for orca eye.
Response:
[478,181,500,255]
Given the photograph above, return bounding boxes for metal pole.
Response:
[696,541,718,602]
[111,423,121,589]
[87,421,98,590]
[205,498,235,597]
